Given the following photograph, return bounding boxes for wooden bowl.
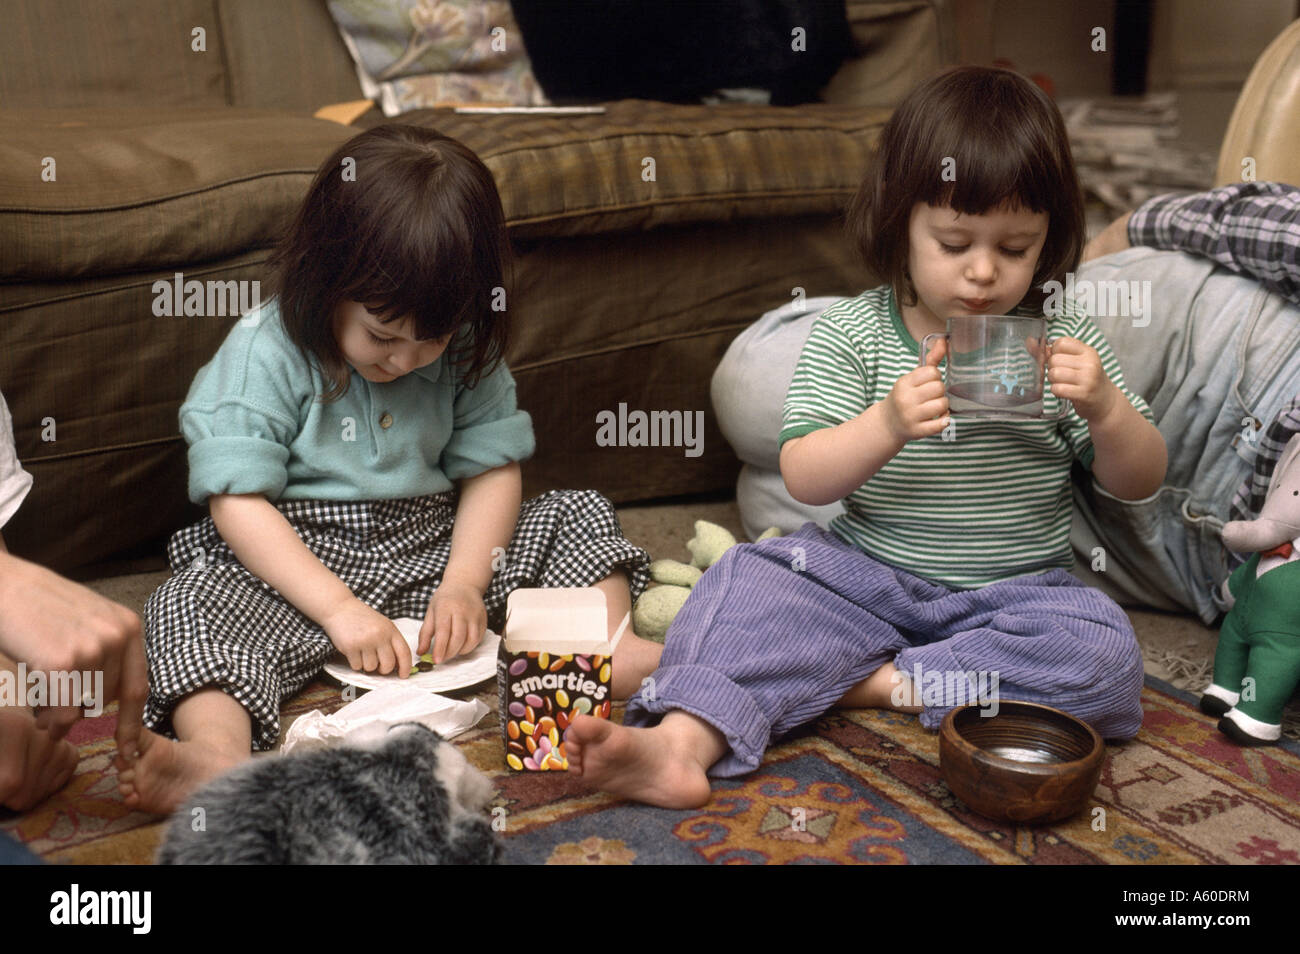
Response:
[938,701,1106,824]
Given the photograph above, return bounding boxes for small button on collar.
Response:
[379,412,393,429]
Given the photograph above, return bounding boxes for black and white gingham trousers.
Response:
[143,489,651,750]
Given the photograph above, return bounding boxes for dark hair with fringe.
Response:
[845,66,1084,311]
[265,124,511,401]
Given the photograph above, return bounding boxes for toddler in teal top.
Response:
[179,296,535,504]
[120,125,658,814]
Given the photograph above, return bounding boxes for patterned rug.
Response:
[5,676,1298,865]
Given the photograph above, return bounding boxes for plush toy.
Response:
[633,521,780,641]
[1200,433,1300,745]
[157,724,500,863]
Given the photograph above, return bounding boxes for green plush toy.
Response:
[633,521,781,641]
[1200,433,1300,745]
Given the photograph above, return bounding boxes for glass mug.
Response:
[920,315,1072,421]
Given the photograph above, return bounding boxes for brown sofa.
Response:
[0,0,952,572]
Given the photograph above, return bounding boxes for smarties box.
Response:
[497,588,617,771]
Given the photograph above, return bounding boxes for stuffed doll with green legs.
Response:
[1201,433,1300,745]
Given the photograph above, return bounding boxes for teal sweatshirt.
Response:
[180,300,535,504]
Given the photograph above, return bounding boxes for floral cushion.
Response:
[326,0,547,116]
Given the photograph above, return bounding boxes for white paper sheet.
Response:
[280,684,490,754]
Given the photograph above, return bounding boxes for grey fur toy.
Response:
[157,723,501,864]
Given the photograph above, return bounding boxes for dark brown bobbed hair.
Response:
[266,124,512,401]
[846,66,1084,311]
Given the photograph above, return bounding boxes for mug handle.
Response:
[919,332,949,370]
[1045,336,1073,420]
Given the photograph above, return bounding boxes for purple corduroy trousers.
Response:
[625,523,1144,777]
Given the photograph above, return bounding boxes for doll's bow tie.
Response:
[1262,541,1294,559]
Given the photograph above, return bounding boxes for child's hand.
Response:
[419,581,488,664]
[322,597,412,676]
[883,336,950,443]
[1046,337,1121,421]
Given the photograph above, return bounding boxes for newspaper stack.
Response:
[1061,91,1217,220]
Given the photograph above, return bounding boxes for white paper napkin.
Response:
[280,684,490,754]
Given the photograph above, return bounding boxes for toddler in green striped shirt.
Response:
[569,66,1165,808]
[783,65,1165,712]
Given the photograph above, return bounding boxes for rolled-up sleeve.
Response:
[439,361,535,481]
[1127,182,1300,306]
[781,307,873,446]
[183,409,294,503]
[179,320,305,504]
[0,390,33,528]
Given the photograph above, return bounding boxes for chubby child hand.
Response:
[884,336,950,443]
[322,597,413,677]
[1045,336,1121,421]
[419,580,488,664]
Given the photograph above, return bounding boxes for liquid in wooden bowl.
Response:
[939,701,1106,824]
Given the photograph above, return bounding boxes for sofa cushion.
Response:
[0,0,362,112]
[821,0,946,108]
[356,99,889,239]
[324,0,546,116]
[217,0,365,112]
[0,109,354,281]
[0,0,228,110]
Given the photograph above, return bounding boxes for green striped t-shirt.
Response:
[780,285,1154,588]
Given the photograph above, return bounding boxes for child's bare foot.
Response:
[565,711,722,808]
[0,711,80,811]
[116,729,245,815]
[610,632,664,700]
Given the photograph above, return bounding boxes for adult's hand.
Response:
[0,552,147,758]
[0,709,78,811]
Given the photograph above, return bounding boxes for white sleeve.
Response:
[0,390,34,528]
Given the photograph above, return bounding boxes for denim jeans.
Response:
[0,830,43,865]
[1069,248,1300,623]
[712,250,1300,623]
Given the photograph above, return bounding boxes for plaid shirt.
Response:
[1127,181,1300,307]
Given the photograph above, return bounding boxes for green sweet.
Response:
[409,651,436,675]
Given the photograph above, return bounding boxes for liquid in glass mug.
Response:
[920,315,1072,421]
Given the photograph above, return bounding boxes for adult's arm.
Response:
[1125,182,1300,305]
